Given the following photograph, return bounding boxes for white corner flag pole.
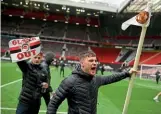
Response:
[122,26,147,114]
[121,2,152,114]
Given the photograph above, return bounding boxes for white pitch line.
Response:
[134,83,161,90]
[0,79,22,88]
[0,107,67,114]
[124,80,161,90]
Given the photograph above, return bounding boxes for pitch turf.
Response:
[1,61,161,114]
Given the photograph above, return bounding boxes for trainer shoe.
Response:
[153,97,159,102]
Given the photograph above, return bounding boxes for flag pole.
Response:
[122,26,147,114]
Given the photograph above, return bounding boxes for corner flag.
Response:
[121,2,152,30]
[122,2,152,114]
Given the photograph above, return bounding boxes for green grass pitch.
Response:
[1,61,161,114]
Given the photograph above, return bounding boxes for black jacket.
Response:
[47,64,130,114]
[43,52,55,93]
[155,71,160,79]
[17,60,48,104]
[40,60,53,93]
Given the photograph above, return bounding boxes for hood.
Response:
[72,64,94,80]
[44,52,55,65]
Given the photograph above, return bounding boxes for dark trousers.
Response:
[101,70,104,75]
[60,69,64,77]
[16,99,41,114]
[42,92,50,106]
[156,77,160,84]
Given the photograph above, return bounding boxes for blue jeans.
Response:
[16,99,41,114]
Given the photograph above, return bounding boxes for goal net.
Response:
[139,64,161,80]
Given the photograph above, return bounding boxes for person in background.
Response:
[59,58,65,77]
[41,52,55,106]
[155,70,160,84]
[153,92,161,102]
[100,64,105,75]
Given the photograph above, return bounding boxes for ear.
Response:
[80,60,84,67]
[80,60,83,65]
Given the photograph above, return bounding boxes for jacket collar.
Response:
[72,64,94,80]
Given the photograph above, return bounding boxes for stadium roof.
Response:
[1,0,161,15]
[124,0,161,13]
[31,0,161,13]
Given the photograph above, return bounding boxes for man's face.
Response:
[81,56,97,76]
[31,54,43,65]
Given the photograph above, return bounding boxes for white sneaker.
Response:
[153,97,159,102]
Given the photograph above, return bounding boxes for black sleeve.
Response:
[96,72,130,87]
[46,60,52,66]
[17,61,28,73]
[47,65,53,92]
[46,65,50,84]
[47,76,75,114]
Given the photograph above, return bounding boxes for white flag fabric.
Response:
[9,37,41,62]
[121,2,152,30]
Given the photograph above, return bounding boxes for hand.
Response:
[129,68,137,75]
[50,91,56,99]
[41,82,49,88]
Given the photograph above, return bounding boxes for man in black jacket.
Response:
[100,64,105,75]
[41,52,55,106]
[16,53,49,114]
[47,50,135,114]
[59,59,65,77]
[155,70,160,84]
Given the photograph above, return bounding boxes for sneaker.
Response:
[153,97,159,102]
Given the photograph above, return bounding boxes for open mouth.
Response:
[91,67,96,71]
[90,67,96,75]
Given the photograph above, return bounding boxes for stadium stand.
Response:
[115,49,128,62]
[16,19,43,35]
[2,13,161,47]
[1,16,22,33]
[42,41,63,56]
[41,42,88,60]
[125,50,136,63]
[1,6,161,65]
[0,48,6,57]
[88,27,102,42]
[119,50,133,62]
[129,51,161,65]
[141,52,161,64]
[66,44,88,56]
[154,39,161,46]
[41,22,55,36]
[1,37,10,50]
[91,47,121,63]
[66,24,87,40]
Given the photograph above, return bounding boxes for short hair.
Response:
[79,50,96,61]
[36,52,43,57]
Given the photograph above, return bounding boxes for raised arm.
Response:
[47,76,75,114]
[96,71,130,87]
[17,60,28,73]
